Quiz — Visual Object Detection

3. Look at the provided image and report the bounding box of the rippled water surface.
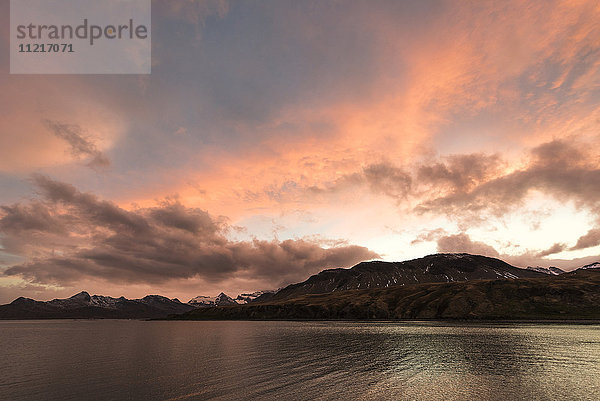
[1,320,600,400]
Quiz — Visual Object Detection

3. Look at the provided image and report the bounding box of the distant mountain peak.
[188,293,236,307]
[10,296,35,305]
[188,295,215,306]
[214,293,237,306]
[69,291,91,301]
[581,262,600,270]
[188,291,275,306]
[1,292,195,319]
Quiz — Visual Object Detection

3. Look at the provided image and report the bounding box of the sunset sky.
[1,0,600,303]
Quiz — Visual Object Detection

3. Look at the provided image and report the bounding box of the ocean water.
[1,320,599,401]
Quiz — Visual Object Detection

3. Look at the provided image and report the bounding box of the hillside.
[255,253,546,302]
[171,269,600,321]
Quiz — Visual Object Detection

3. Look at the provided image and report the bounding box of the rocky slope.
[526,266,565,275]
[254,253,546,303]
[171,268,600,321]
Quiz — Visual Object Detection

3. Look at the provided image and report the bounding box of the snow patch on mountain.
[188,295,216,306]
[188,292,236,307]
[89,295,123,308]
[234,291,274,304]
[188,290,275,307]
[526,266,565,275]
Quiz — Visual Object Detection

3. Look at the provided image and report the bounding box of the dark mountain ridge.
[254,253,546,303]
[2,253,595,320]
[172,268,600,321]
[0,291,195,319]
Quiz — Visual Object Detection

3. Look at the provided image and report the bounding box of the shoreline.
[3,317,600,325]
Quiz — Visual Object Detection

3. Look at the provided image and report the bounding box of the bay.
[1,320,599,400]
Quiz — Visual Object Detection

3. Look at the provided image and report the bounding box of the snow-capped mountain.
[188,292,238,307]
[526,266,565,275]
[254,253,547,303]
[234,291,274,304]
[580,262,600,270]
[188,291,275,306]
[173,267,600,321]
[0,291,195,319]
[188,295,217,306]
[214,292,237,306]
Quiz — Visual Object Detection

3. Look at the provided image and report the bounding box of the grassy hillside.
[169,269,600,320]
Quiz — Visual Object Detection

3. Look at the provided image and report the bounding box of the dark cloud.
[571,229,600,251]
[436,233,500,257]
[363,163,412,198]
[0,202,65,234]
[434,232,598,271]
[415,140,600,253]
[1,176,378,288]
[305,140,597,226]
[530,140,584,167]
[305,140,600,255]
[33,174,149,234]
[536,242,567,258]
[44,120,110,169]
[417,153,501,192]
[416,140,600,216]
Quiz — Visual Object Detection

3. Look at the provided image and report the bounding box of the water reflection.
[1,320,599,400]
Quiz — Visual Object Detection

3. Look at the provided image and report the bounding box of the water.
[1,320,599,400]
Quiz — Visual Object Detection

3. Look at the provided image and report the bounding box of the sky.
[1,0,600,303]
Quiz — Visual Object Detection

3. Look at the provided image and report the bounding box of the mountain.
[188,292,238,307]
[254,253,546,303]
[188,291,275,306]
[214,292,238,306]
[4,254,594,320]
[527,266,565,275]
[170,269,600,321]
[0,291,196,319]
[234,291,274,304]
[188,295,217,306]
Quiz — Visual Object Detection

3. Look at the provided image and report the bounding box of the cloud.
[0,176,378,289]
[307,162,412,199]
[44,120,110,169]
[433,231,598,271]
[417,153,501,193]
[410,228,448,245]
[0,202,65,235]
[298,139,598,223]
[363,163,412,198]
[571,229,600,251]
[436,233,500,257]
[536,242,567,258]
[413,140,600,254]
[416,140,600,216]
